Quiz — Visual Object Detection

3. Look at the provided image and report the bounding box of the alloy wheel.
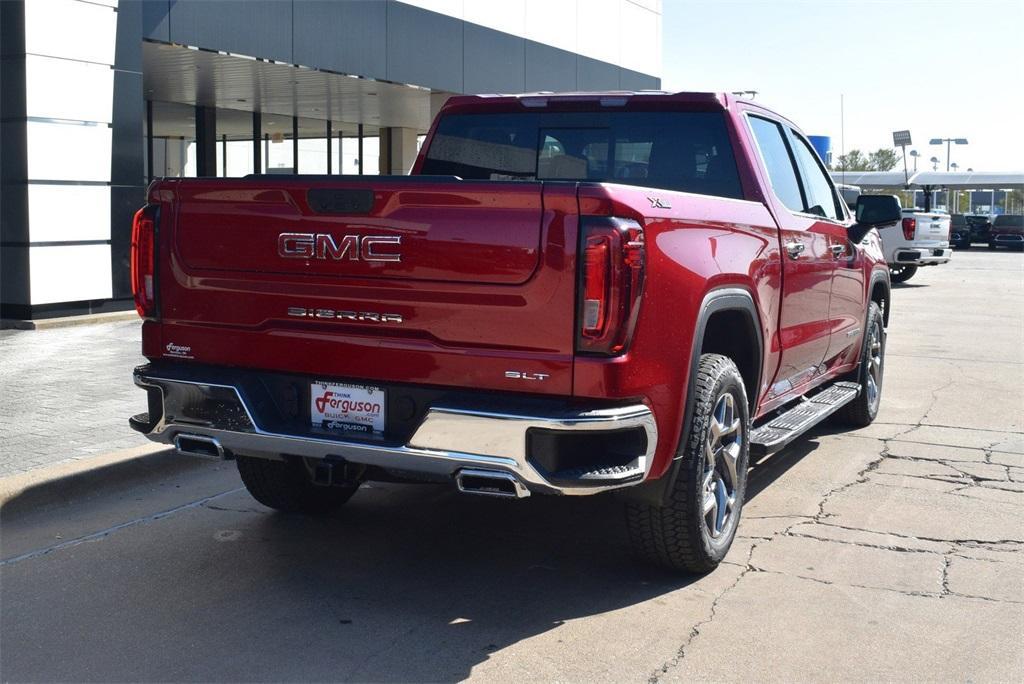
[702,392,743,539]
[865,320,884,409]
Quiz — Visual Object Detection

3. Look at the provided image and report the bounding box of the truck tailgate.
[148,178,579,395]
[913,212,949,240]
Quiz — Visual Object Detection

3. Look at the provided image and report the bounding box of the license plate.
[310,381,385,435]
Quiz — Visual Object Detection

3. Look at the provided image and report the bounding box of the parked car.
[988,214,1024,251]
[950,214,971,249]
[966,214,992,243]
[128,91,895,574]
[876,207,952,283]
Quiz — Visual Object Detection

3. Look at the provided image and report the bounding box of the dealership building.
[1,0,662,320]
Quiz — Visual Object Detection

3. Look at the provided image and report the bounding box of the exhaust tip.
[174,434,228,460]
[455,469,530,499]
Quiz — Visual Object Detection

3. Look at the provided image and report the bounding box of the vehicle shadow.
[210,486,698,681]
[745,439,820,501]
[2,428,834,681]
[1,469,702,682]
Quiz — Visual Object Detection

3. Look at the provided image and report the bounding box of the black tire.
[626,354,750,574]
[954,236,970,250]
[988,241,998,250]
[835,302,886,427]
[889,264,917,283]
[236,455,360,514]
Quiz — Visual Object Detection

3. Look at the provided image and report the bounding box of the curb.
[0,444,204,511]
[1,310,139,331]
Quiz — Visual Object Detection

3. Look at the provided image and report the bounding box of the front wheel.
[626,354,750,574]
[889,263,918,283]
[835,302,886,427]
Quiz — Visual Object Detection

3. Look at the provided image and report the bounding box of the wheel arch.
[619,286,763,506]
[696,290,764,409]
[868,269,891,328]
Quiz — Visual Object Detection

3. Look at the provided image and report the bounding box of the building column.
[378,127,419,176]
[0,0,30,319]
[195,105,217,177]
[430,91,451,121]
[2,0,143,319]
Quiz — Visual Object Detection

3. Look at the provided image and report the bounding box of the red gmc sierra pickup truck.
[129,92,898,573]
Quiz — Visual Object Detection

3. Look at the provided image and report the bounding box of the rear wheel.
[835,302,885,427]
[236,456,360,514]
[626,354,750,574]
[888,263,917,283]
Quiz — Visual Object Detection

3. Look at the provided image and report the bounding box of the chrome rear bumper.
[893,247,951,265]
[132,369,657,496]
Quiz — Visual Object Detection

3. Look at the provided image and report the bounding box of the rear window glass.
[421,111,744,199]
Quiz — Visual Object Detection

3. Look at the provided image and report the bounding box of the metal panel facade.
[524,41,578,92]
[139,0,659,95]
[166,0,293,64]
[463,23,526,94]
[292,1,388,79]
[386,2,464,93]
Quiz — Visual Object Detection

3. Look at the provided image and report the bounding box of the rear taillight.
[130,205,157,318]
[576,217,645,356]
[901,217,916,240]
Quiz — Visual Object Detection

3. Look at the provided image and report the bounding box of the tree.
[1007,189,1024,214]
[836,148,900,172]
[867,149,899,172]
[836,149,868,171]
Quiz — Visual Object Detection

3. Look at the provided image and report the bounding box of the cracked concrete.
[1,250,1021,681]
[648,253,1023,682]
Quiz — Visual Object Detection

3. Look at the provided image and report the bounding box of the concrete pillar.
[195,105,217,177]
[154,138,186,177]
[430,91,451,121]
[378,127,419,176]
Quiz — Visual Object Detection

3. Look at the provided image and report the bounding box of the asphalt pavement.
[1,250,1022,682]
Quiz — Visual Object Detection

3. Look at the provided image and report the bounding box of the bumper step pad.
[549,462,645,485]
[750,381,860,456]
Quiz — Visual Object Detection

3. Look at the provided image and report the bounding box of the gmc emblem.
[278,233,401,262]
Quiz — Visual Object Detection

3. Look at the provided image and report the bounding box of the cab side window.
[789,132,842,220]
[748,116,804,213]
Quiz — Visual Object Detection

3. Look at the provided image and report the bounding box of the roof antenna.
[731,90,758,99]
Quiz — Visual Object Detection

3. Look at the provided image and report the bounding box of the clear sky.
[662,0,1023,171]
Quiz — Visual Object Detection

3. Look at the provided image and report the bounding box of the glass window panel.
[748,116,803,212]
[790,132,840,219]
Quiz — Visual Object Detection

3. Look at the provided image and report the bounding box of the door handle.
[830,244,846,258]
[785,242,805,259]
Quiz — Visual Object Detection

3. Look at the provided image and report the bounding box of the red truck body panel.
[146,178,578,396]
[139,92,887,484]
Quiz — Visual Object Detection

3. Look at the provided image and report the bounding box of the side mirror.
[850,194,901,243]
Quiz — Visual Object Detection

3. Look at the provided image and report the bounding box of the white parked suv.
[878,207,952,283]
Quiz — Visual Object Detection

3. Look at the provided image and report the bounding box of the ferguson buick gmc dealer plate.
[311,381,385,435]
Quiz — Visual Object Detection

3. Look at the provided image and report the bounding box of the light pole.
[930,156,940,171]
[909,149,920,172]
[929,137,968,172]
[950,164,959,211]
